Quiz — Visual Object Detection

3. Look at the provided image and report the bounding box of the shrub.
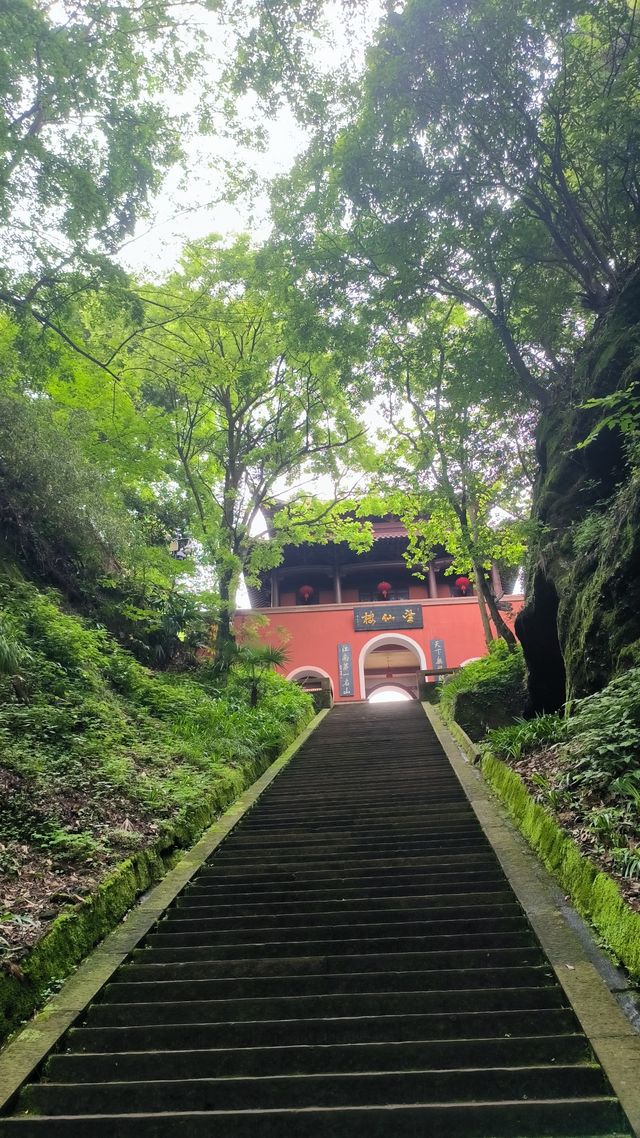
[438,641,527,741]
[563,667,640,792]
[484,714,568,762]
[484,667,640,878]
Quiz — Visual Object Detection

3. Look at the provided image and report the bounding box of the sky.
[118,2,383,278]
[119,102,308,277]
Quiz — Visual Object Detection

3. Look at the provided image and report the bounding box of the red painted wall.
[236,596,524,702]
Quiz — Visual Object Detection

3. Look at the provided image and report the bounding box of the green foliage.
[570,509,610,560]
[0,570,313,875]
[274,0,640,409]
[485,667,640,880]
[563,668,640,793]
[354,305,532,649]
[0,392,135,583]
[0,611,28,677]
[77,236,370,666]
[485,715,568,762]
[0,0,211,329]
[438,641,527,741]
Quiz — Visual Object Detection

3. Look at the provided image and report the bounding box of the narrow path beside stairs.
[0,703,634,1136]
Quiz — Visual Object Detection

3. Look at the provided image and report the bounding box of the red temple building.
[236,518,523,703]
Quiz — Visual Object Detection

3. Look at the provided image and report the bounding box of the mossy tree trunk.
[213,563,237,675]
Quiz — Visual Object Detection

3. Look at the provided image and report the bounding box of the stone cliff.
[517,269,640,712]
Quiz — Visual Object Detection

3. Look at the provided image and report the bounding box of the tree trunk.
[473,569,494,648]
[213,565,237,674]
[477,568,517,650]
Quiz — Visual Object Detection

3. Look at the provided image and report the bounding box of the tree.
[0,303,212,663]
[271,0,640,409]
[114,238,369,666]
[366,304,533,647]
[0,1,209,330]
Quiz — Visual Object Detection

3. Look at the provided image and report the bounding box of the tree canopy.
[271,0,640,407]
[1,0,638,666]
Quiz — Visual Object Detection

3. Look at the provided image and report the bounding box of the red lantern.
[377,580,392,600]
[455,575,471,596]
[298,584,314,603]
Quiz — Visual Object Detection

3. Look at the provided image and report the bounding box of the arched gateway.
[358,633,426,701]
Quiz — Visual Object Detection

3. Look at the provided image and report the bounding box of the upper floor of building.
[247,517,507,611]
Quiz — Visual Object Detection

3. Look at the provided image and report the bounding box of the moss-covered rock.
[517,268,640,709]
[438,643,527,741]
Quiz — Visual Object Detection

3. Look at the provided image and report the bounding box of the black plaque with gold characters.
[353,604,424,631]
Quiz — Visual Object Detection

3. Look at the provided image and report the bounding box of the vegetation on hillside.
[484,669,640,894]
[0,569,312,961]
[437,643,527,740]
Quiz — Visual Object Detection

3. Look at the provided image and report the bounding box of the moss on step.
[0,720,311,1046]
[481,752,640,979]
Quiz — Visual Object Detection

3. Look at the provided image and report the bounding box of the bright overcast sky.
[119,103,307,276]
[119,2,383,278]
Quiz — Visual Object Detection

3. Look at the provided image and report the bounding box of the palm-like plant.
[233,644,289,707]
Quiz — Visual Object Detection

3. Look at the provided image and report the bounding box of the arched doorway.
[286,666,334,700]
[368,685,413,703]
[358,634,426,700]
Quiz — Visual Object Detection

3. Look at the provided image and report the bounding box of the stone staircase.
[0,703,632,1135]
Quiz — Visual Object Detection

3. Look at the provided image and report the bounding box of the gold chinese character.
[381,612,395,623]
[361,611,375,625]
[403,608,415,624]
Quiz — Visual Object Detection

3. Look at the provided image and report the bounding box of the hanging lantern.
[455,575,471,596]
[385,653,393,679]
[298,584,314,603]
[377,580,392,600]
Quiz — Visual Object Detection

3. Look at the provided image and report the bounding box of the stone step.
[152,914,532,943]
[21,1065,611,1115]
[183,869,507,896]
[100,964,553,1002]
[45,1034,591,1082]
[84,985,567,1027]
[0,703,631,1137]
[129,944,541,971]
[116,957,546,986]
[67,1007,582,1053]
[0,1100,629,1137]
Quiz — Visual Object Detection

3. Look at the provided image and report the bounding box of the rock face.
[517,269,640,712]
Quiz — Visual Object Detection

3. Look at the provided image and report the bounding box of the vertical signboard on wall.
[429,639,447,671]
[337,643,354,697]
